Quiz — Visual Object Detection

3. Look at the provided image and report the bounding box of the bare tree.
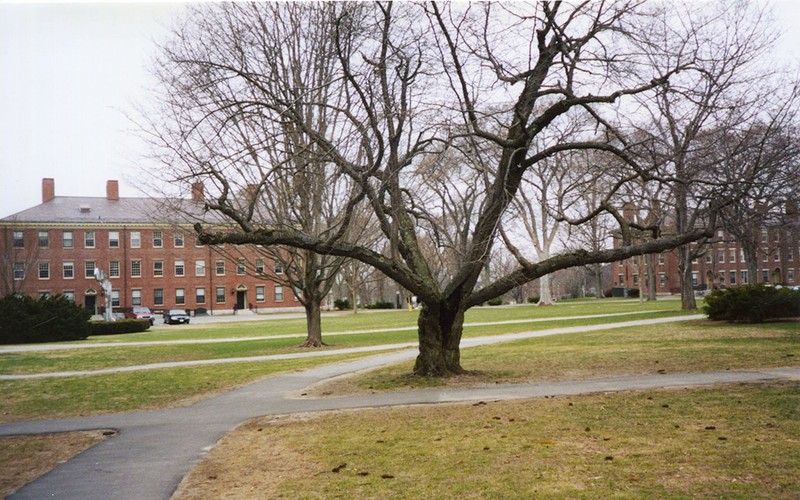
[0,225,40,297]
[146,2,779,376]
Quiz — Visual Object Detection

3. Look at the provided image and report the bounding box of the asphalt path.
[2,314,798,499]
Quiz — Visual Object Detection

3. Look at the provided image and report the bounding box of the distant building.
[0,178,301,315]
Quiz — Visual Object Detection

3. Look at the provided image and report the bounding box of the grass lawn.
[174,382,800,499]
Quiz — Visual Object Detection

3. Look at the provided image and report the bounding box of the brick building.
[0,178,301,315]
[616,225,800,295]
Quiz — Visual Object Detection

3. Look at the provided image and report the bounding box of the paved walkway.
[2,314,797,499]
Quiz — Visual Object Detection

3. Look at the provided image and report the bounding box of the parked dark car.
[124,306,156,325]
[164,309,190,325]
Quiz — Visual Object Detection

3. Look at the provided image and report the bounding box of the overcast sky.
[1,1,799,219]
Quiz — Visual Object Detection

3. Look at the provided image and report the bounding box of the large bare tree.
[146,1,781,376]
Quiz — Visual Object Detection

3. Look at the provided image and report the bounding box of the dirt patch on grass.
[0,430,112,497]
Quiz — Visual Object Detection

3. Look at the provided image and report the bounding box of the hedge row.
[704,284,800,323]
[0,294,90,344]
[89,319,151,336]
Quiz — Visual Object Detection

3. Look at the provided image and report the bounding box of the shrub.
[627,288,640,298]
[0,293,90,344]
[704,284,800,323]
[487,298,503,306]
[89,319,151,336]
[334,299,352,310]
[365,301,395,310]
[527,296,540,304]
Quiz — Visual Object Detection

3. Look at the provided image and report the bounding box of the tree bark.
[413,301,466,376]
[537,274,555,305]
[646,253,658,301]
[300,297,326,347]
[677,248,698,310]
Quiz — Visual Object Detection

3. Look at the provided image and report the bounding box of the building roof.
[0,196,213,226]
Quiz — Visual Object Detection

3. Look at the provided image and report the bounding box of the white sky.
[1,1,799,218]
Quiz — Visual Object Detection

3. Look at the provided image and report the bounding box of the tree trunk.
[537,274,555,306]
[300,299,326,347]
[677,247,697,310]
[646,254,658,301]
[594,264,604,299]
[413,301,466,376]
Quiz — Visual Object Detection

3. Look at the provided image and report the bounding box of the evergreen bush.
[703,284,800,323]
[89,319,151,336]
[0,294,90,344]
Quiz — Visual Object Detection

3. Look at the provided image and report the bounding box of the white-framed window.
[175,259,185,277]
[63,291,75,302]
[109,261,120,278]
[789,269,795,283]
[705,254,712,264]
[63,231,73,248]
[658,254,665,266]
[255,259,265,274]
[85,260,95,279]
[632,273,639,286]
[109,231,120,248]
[740,270,748,284]
[38,231,49,247]
[38,291,51,299]
[237,258,246,275]
[174,232,184,248]
[153,230,163,248]
[85,230,95,248]
[729,271,736,285]
[131,260,142,278]
[728,249,736,263]
[275,262,283,275]
[154,288,164,306]
[256,285,265,302]
[196,287,206,304]
[659,273,666,288]
[63,261,74,279]
[13,262,25,280]
[175,288,185,305]
[275,285,284,302]
[762,269,769,283]
[153,260,164,277]
[761,228,768,243]
[215,259,225,276]
[788,248,794,262]
[718,251,724,263]
[617,274,624,286]
[131,231,141,248]
[12,230,24,248]
[691,272,698,287]
[131,289,142,306]
[774,250,781,262]
[195,260,205,277]
[38,261,50,280]
[111,289,120,307]
[215,286,226,304]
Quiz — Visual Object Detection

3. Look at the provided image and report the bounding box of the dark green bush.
[334,299,352,310]
[627,288,640,298]
[527,296,541,304]
[0,293,90,344]
[88,319,151,336]
[703,284,800,323]
[365,301,395,310]
[487,298,503,306]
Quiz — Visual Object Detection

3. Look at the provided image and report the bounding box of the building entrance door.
[85,295,96,314]
[236,291,246,311]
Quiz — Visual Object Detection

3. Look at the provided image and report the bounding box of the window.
[659,273,666,288]
[109,261,120,278]
[154,288,164,306]
[12,231,24,248]
[38,291,51,299]
[38,261,50,279]
[131,260,141,278]
[729,271,736,285]
[740,270,748,284]
[691,272,698,287]
[153,231,163,248]
[658,254,665,266]
[789,269,795,283]
[13,262,24,280]
[761,228,768,243]
[632,274,639,286]
[111,289,120,307]
[195,260,205,277]
[255,259,265,274]
[63,261,74,279]
[728,249,736,263]
[38,231,49,247]
[774,250,781,262]
[153,260,164,277]
[131,231,141,248]
[762,252,768,263]
[720,273,726,284]
[215,259,225,276]
[175,288,185,305]
[85,260,96,279]
[718,251,724,263]
[789,248,794,262]
[174,232,184,248]
[617,274,624,286]
[705,254,712,264]
[196,287,206,304]
[275,285,284,302]
[131,289,142,306]
[256,285,265,302]
[762,269,769,283]
[216,287,226,304]
[63,231,73,248]
[85,231,95,248]
[237,259,246,275]
[63,291,75,302]
[175,259,185,277]
[109,231,120,248]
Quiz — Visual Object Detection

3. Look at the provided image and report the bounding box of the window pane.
[109,231,120,248]
[196,260,205,277]
[216,287,226,303]
[132,289,142,306]
[131,231,141,248]
[13,262,25,280]
[154,288,164,306]
[39,261,50,279]
[111,290,120,307]
[63,262,74,279]
[174,232,184,247]
[196,287,206,304]
[237,259,246,275]
[256,285,265,301]
[109,261,120,278]
[85,260,95,278]
[275,285,284,302]
[13,231,24,248]
[38,231,49,247]
[216,260,225,276]
[85,231,95,248]
[131,260,142,278]
[153,231,163,248]
[154,260,164,277]
[63,231,73,248]
[175,288,185,305]
[175,260,185,277]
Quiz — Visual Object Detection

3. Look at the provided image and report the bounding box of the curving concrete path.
[2,314,798,499]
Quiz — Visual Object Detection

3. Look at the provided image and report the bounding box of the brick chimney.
[191,182,205,201]
[106,180,119,201]
[42,178,55,203]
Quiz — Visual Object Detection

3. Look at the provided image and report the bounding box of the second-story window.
[153,230,163,248]
[131,231,141,248]
[85,231,95,248]
[109,260,120,278]
[63,231,73,248]
[153,260,164,277]
[85,260,95,279]
[237,259,246,275]
[131,260,142,278]
[175,259,185,277]
[195,260,205,277]
[12,231,24,248]
[38,231,49,247]
[38,261,50,279]
[174,232,184,248]
[109,231,120,248]
[215,259,225,276]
